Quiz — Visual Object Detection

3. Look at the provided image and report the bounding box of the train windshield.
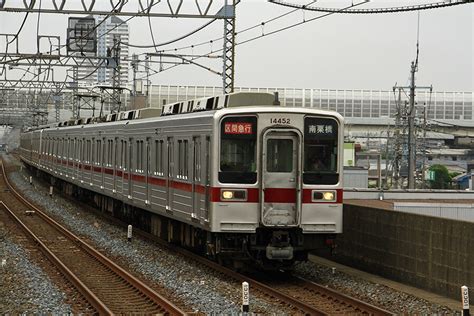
[303,117,339,185]
[219,116,257,184]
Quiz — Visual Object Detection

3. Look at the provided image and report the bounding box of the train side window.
[84,140,87,163]
[136,140,140,172]
[89,139,93,164]
[122,140,128,170]
[114,138,119,169]
[108,139,113,167]
[119,140,124,169]
[177,140,183,178]
[136,140,144,173]
[60,138,64,159]
[193,137,201,182]
[183,140,188,179]
[70,139,74,161]
[57,138,61,159]
[96,139,100,166]
[167,137,174,178]
[177,140,189,180]
[91,139,96,165]
[154,140,164,176]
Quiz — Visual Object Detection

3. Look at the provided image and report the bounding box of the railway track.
[0,161,185,315]
[177,250,394,315]
[62,199,393,314]
[6,158,393,315]
[254,273,394,315]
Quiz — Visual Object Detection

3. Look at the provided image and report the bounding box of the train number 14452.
[270,118,291,124]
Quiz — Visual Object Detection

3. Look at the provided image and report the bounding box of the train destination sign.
[304,117,338,139]
[224,122,253,135]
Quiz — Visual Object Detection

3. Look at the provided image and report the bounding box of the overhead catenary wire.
[268,0,471,14]
[138,0,317,54]
[130,0,366,84]
[7,13,30,45]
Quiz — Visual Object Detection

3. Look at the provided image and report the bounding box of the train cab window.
[219,116,257,184]
[303,117,339,185]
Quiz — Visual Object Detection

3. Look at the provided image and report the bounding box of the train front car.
[210,107,344,270]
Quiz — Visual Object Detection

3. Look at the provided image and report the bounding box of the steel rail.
[0,161,185,315]
[49,186,394,315]
[293,275,394,315]
[0,200,112,314]
[8,156,394,314]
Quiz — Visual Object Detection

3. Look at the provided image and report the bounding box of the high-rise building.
[76,15,129,86]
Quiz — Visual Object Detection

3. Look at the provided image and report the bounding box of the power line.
[131,1,365,84]
[269,0,471,14]
[128,0,316,54]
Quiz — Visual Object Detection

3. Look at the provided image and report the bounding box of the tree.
[429,164,451,189]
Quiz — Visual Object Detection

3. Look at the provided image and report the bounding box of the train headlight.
[312,190,337,202]
[221,189,247,201]
[222,190,234,199]
[323,191,335,201]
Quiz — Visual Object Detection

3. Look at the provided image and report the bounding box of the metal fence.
[1,85,473,122]
[393,202,474,222]
[144,85,473,120]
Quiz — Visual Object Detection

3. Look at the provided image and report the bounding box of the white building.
[77,15,129,86]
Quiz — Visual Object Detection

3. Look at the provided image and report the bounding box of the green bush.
[429,164,451,189]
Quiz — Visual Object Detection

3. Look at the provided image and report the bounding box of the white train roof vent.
[106,113,119,122]
[223,92,276,108]
[161,102,182,116]
[119,110,136,121]
[134,108,163,119]
[160,92,278,116]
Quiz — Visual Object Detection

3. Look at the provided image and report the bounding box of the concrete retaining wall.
[332,204,473,300]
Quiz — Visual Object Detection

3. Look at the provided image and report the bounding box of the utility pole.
[222,0,236,94]
[408,61,416,189]
[112,34,122,113]
[392,87,402,189]
[145,56,150,108]
[72,66,79,118]
[132,53,138,109]
[54,85,61,122]
[421,105,427,188]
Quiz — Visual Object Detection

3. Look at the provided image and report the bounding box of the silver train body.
[19,92,344,269]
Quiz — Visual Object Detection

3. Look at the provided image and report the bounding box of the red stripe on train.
[264,188,296,203]
[43,162,342,204]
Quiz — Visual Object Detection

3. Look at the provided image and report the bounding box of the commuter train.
[19,92,344,270]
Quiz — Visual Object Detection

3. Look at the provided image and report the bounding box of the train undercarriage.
[27,164,335,271]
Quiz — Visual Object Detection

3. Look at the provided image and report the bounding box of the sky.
[0,0,473,92]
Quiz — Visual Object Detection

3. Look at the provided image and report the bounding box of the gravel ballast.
[4,158,462,314]
[8,170,282,313]
[0,224,72,314]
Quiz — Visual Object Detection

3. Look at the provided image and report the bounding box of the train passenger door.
[261,130,301,226]
[166,137,174,211]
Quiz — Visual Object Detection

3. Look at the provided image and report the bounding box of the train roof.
[25,92,342,133]
[27,92,278,131]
